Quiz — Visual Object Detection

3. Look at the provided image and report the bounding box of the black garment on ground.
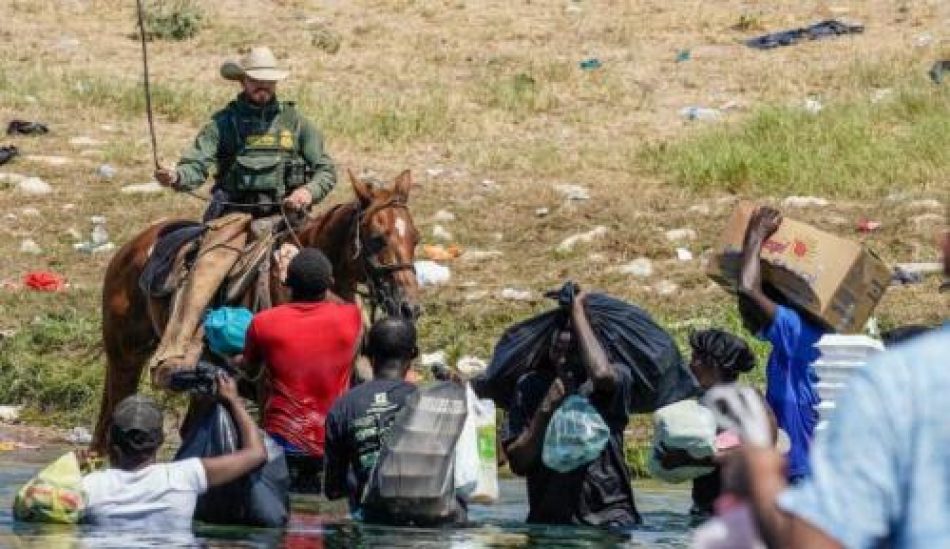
[0,145,18,166]
[6,120,48,135]
[690,469,720,516]
[745,19,863,50]
[502,366,642,527]
[324,378,417,511]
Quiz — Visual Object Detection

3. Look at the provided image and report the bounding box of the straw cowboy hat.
[220,46,289,82]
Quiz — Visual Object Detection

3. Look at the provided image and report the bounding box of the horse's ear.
[393,169,412,201]
[349,169,373,204]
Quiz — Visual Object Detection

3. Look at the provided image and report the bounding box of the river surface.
[0,446,695,548]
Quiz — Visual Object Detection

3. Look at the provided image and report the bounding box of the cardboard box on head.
[708,201,891,334]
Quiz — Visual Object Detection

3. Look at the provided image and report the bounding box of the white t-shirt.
[82,458,208,529]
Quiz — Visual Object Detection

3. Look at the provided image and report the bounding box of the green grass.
[645,84,950,198]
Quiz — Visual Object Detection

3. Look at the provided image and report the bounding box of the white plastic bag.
[542,395,610,473]
[647,399,717,483]
[454,384,499,503]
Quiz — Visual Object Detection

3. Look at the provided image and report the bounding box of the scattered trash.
[25,155,71,166]
[891,266,922,286]
[554,184,590,201]
[803,97,823,114]
[783,195,829,208]
[745,19,864,50]
[421,350,448,371]
[930,60,949,84]
[869,88,893,104]
[894,262,943,277]
[7,120,49,136]
[96,164,116,180]
[456,356,488,378]
[0,145,18,166]
[23,271,66,292]
[857,219,881,233]
[675,49,691,63]
[19,239,42,255]
[654,279,680,296]
[556,225,608,253]
[676,248,694,261]
[0,405,22,423]
[415,260,451,287]
[665,228,697,242]
[74,216,114,254]
[579,58,602,71]
[120,181,164,194]
[432,209,455,222]
[461,249,503,263]
[432,225,453,242]
[64,426,92,445]
[16,177,52,195]
[535,207,550,217]
[69,136,103,147]
[500,288,534,301]
[618,258,654,278]
[422,244,462,261]
[679,106,721,121]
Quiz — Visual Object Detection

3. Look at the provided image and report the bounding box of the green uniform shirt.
[175,94,336,203]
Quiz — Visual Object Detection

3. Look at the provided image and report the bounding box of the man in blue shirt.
[737,231,950,548]
[737,206,826,481]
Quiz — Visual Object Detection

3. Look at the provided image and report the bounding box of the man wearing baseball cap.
[81,374,265,529]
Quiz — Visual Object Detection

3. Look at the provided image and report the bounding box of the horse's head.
[349,169,421,319]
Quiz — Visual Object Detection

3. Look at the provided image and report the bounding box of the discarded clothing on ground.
[174,402,290,527]
[139,221,205,297]
[6,120,49,136]
[0,145,18,166]
[746,19,864,50]
[362,381,468,526]
[474,282,696,412]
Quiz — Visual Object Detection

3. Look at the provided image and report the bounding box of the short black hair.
[366,317,417,362]
[286,248,333,300]
[690,329,756,380]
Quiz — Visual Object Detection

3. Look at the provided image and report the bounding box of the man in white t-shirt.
[82,373,266,529]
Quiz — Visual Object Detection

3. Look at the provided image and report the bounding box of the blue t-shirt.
[779,327,950,548]
[759,305,825,478]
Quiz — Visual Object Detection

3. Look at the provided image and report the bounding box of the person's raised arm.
[155,120,220,191]
[201,372,267,488]
[504,378,565,476]
[738,207,782,334]
[571,292,616,395]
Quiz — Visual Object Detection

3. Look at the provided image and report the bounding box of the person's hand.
[154,167,179,188]
[748,206,783,242]
[285,187,313,211]
[539,377,567,416]
[216,371,239,404]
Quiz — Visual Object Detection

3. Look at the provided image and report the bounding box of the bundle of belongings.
[473,282,697,412]
[647,399,717,483]
[13,452,88,524]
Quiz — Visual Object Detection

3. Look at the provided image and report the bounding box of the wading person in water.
[149,46,336,384]
[81,374,265,528]
[502,290,641,528]
[241,248,362,493]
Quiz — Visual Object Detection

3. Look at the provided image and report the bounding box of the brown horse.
[92,170,421,452]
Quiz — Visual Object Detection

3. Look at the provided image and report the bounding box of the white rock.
[432,225,453,241]
[556,225,608,253]
[462,249,503,263]
[456,356,488,377]
[20,239,42,255]
[16,177,52,195]
[69,136,104,147]
[96,164,116,179]
[906,199,942,210]
[65,426,92,445]
[491,232,504,242]
[870,88,893,104]
[617,258,653,278]
[688,204,711,215]
[0,405,22,423]
[415,260,451,287]
[665,228,697,242]
[420,350,447,370]
[554,184,590,201]
[432,209,456,222]
[535,207,550,217]
[62,203,76,211]
[100,124,115,132]
[464,290,489,301]
[20,207,40,217]
[655,279,680,296]
[803,98,823,115]
[479,179,499,192]
[500,288,534,301]
[25,155,72,166]
[783,195,829,208]
[676,248,694,261]
[120,181,164,195]
[426,167,445,178]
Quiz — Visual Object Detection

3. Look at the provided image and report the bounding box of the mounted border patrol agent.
[150,46,336,382]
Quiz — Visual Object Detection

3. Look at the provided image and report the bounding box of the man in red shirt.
[242,248,362,493]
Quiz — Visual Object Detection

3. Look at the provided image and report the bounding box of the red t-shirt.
[243,301,362,457]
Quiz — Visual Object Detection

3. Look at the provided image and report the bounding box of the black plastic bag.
[174,403,290,527]
[362,381,468,526]
[475,284,697,412]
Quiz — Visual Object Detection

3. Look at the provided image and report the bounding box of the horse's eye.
[366,234,386,254]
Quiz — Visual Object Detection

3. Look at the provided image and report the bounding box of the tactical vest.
[216,102,309,199]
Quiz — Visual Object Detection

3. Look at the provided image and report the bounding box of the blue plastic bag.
[204,307,253,356]
[542,395,610,473]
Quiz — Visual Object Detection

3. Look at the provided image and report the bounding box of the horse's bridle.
[351,197,416,319]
